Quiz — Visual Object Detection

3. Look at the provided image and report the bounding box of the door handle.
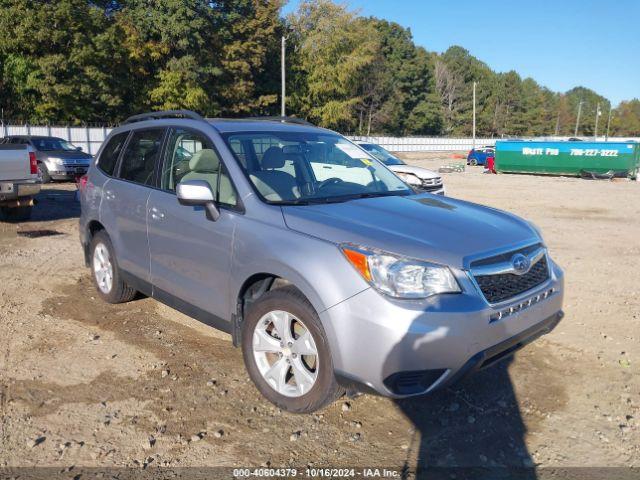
[149,207,165,221]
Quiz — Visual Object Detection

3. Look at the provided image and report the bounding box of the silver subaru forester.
[79,111,564,413]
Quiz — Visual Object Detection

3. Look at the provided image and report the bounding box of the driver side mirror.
[176,179,220,221]
[76,146,83,152]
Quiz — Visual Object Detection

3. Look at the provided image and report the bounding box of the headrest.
[262,146,285,169]
[189,149,219,172]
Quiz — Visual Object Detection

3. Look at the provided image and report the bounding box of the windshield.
[32,137,79,152]
[358,143,405,166]
[222,131,412,205]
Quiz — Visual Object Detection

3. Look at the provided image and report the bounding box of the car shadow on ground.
[384,316,536,480]
[27,185,80,223]
[393,360,536,480]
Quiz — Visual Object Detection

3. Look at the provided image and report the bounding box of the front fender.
[229,217,369,318]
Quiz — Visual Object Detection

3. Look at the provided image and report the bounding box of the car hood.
[40,150,92,160]
[281,194,539,269]
[387,164,440,179]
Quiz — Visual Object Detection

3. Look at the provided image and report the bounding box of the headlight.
[396,172,422,186]
[49,157,64,166]
[341,244,461,299]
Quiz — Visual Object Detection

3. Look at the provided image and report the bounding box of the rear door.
[100,127,166,283]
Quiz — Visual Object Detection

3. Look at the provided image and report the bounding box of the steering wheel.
[316,177,345,190]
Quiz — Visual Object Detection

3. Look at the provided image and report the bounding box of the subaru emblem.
[511,253,531,275]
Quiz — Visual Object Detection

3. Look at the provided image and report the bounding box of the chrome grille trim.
[471,246,546,277]
[489,288,556,322]
[466,243,552,305]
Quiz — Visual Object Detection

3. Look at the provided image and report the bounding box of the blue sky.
[283,0,639,106]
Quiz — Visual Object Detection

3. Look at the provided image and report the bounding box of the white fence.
[0,124,113,155]
[349,135,640,152]
[1,123,638,154]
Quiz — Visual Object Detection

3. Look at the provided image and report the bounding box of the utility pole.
[574,100,584,137]
[472,81,476,150]
[594,103,601,140]
[605,107,613,141]
[554,112,560,136]
[281,36,286,118]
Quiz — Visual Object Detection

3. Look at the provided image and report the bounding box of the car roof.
[9,135,64,140]
[206,118,333,135]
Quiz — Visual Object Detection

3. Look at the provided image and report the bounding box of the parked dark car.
[1,135,92,182]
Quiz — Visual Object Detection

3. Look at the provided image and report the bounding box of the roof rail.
[122,110,205,125]
[237,116,315,126]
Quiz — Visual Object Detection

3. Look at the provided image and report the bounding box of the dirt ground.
[0,158,639,477]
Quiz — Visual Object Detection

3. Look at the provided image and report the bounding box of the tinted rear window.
[98,132,129,176]
[118,129,165,186]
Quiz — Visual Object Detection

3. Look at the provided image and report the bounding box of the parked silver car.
[79,111,564,413]
[354,141,445,195]
[2,135,92,182]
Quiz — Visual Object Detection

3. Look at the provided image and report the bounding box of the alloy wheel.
[252,310,319,397]
[93,243,113,294]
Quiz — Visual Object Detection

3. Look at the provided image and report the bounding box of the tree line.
[1,0,638,137]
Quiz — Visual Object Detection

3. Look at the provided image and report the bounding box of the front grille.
[421,177,442,187]
[474,256,549,304]
[417,177,443,192]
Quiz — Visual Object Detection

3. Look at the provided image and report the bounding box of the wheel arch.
[232,267,326,347]
[83,220,106,266]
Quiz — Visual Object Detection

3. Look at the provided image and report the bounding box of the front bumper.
[320,260,564,398]
[49,166,88,180]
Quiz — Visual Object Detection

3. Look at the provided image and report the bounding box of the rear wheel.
[241,286,343,413]
[0,206,32,222]
[90,231,137,304]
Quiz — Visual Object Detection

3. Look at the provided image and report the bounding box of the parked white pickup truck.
[0,144,41,221]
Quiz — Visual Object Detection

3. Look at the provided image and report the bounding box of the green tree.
[0,0,134,123]
[564,87,610,136]
[288,0,378,130]
[611,99,640,136]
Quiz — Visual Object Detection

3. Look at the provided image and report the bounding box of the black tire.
[241,285,343,413]
[38,163,51,183]
[469,158,478,166]
[89,230,137,304]
[1,206,33,222]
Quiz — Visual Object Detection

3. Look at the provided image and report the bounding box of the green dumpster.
[495,140,639,179]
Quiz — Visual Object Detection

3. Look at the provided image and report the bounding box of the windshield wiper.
[333,191,411,201]
[279,191,410,206]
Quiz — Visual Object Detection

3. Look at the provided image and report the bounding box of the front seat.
[181,149,220,194]
[250,146,299,201]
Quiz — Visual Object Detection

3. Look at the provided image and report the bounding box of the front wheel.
[38,163,51,183]
[241,286,343,413]
[469,158,478,166]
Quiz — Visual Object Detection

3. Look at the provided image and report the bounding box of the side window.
[162,128,237,207]
[97,132,129,176]
[119,129,164,186]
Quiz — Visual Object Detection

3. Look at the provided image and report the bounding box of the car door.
[100,127,166,283]
[147,127,240,326]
